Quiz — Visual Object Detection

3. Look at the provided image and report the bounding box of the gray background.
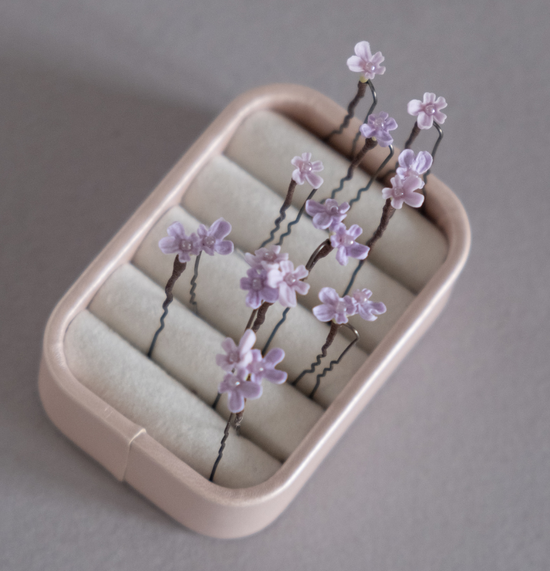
[1,0,549,569]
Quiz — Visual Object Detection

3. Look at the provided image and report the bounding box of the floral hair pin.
[209,330,287,482]
[261,153,324,249]
[147,219,233,358]
[324,41,385,145]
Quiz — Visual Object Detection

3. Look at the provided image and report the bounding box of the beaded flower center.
[252,277,263,290]
[329,205,340,215]
[364,62,376,73]
[335,300,348,314]
[263,252,277,262]
[181,240,193,251]
[300,161,313,173]
[204,236,215,247]
[354,291,370,304]
[425,104,436,115]
[285,274,297,286]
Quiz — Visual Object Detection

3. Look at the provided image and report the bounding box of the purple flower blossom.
[346,41,386,80]
[351,289,387,321]
[291,153,324,188]
[247,348,287,385]
[215,330,256,373]
[330,223,370,266]
[219,368,263,413]
[305,199,350,231]
[396,149,433,188]
[312,287,357,325]
[266,261,310,308]
[196,218,234,256]
[240,268,279,309]
[382,175,424,209]
[359,112,398,147]
[158,221,201,263]
[244,245,289,270]
[407,93,448,129]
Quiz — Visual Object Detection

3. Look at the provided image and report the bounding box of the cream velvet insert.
[224,110,448,293]
[65,311,281,489]
[88,263,324,462]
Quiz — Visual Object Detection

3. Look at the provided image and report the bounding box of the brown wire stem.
[147,256,187,358]
[305,239,334,272]
[259,180,298,248]
[245,308,258,331]
[404,121,421,150]
[209,414,233,483]
[234,411,244,436]
[323,80,368,143]
[330,138,377,199]
[292,321,341,387]
[343,198,396,296]
[251,301,273,333]
[366,199,395,250]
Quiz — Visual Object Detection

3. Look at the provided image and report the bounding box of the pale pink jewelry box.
[39,84,470,539]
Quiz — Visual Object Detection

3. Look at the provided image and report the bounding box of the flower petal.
[264,369,287,384]
[312,304,335,322]
[336,247,348,266]
[306,173,324,189]
[347,224,363,240]
[305,200,325,216]
[239,381,263,400]
[278,283,297,307]
[355,41,372,61]
[210,218,232,240]
[292,169,305,185]
[228,392,245,413]
[404,192,425,208]
[398,149,414,169]
[239,330,256,353]
[215,240,234,255]
[434,110,447,124]
[417,112,433,130]
[347,243,370,260]
[415,151,433,174]
[407,99,423,116]
[158,236,179,254]
[166,222,185,238]
[318,287,339,305]
[346,56,364,72]
[264,348,285,367]
[423,92,436,104]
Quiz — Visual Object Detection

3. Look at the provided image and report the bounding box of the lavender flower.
[382,175,424,209]
[396,149,433,187]
[291,153,324,188]
[247,348,287,385]
[196,218,234,256]
[351,289,387,321]
[330,223,370,266]
[244,245,288,270]
[158,222,201,263]
[407,93,448,129]
[346,41,386,80]
[267,261,310,307]
[305,199,350,231]
[219,368,263,413]
[240,268,279,309]
[359,112,397,147]
[215,330,256,373]
[312,287,357,324]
